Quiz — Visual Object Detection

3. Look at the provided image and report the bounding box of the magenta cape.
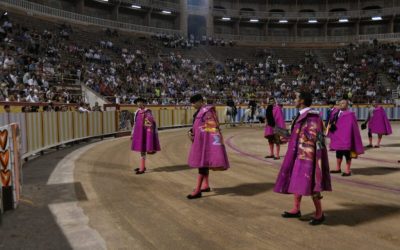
[328,110,364,155]
[131,108,161,153]
[188,105,230,169]
[274,110,332,196]
[264,105,286,137]
[368,106,392,135]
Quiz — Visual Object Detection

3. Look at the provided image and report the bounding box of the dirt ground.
[1,123,399,250]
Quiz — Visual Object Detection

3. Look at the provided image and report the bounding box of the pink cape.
[188,105,230,169]
[328,110,364,155]
[264,105,286,137]
[368,106,392,135]
[131,108,161,153]
[274,109,331,196]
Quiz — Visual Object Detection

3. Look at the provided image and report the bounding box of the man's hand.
[188,130,194,142]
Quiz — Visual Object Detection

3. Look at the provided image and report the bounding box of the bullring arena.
[0,0,400,249]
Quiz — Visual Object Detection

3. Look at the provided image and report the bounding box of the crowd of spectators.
[0,11,398,111]
[0,12,82,106]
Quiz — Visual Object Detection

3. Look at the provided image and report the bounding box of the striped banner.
[102,111,116,134]
[58,112,74,142]
[42,112,59,147]
[25,113,43,153]
[172,109,186,126]
[151,109,160,129]
[73,112,88,139]
[159,109,173,127]
[186,108,196,125]
[87,112,103,137]
[281,107,400,122]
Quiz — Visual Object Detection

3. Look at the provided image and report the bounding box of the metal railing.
[212,7,400,20]
[3,0,400,44]
[0,0,182,36]
[213,32,400,44]
[125,0,400,19]
[128,0,180,11]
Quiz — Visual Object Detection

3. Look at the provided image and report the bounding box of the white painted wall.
[81,84,109,108]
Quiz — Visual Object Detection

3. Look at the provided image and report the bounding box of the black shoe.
[342,172,352,177]
[134,167,146,172]
[201,187,211,192]
[365,144,373,148]
[274,157,281,160]
[265,155,274,158]
[135,170,146,175]
[187,192,202,199]
[281,211,301,218]
[309,214,325,225]
[374,145,380,148]
[330,169,342,174]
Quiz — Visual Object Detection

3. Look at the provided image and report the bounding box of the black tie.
[291,112,300,132]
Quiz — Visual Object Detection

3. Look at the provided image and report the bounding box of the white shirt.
[299,107,311,115]
[78,107,89,112]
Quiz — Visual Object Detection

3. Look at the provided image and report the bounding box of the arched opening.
[188,15,206,40]
[269,9,285,18]
[362,6,382,10]
[362,5,382,16]
[240,8,256,17]
[299,9,316,18]
[329,8,348,17]
[214,6,227,16]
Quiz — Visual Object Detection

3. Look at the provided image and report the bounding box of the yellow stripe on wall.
[26,113,43,152]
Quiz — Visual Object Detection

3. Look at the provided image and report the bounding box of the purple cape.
[131,108,161,153]
[368,106,392,135]
[328,110,364,155]
[264,105,286,137]
[188,105,230,169]
[274,109,332,196]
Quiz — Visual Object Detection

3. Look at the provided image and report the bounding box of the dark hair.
[299,91,313,107]
[190,94,203,103]
[328,101,335,105]
[134,97,146,104]
[4,104,10,109]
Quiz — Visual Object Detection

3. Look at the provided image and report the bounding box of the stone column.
[264,22,269,36]
[355,19,360,36]
[234,20,240,35]
[76,0,84,14]
[389,17,395,33]
[111,2,119,21]
[207,0,214,36]
[145,9,152,26]
[180,0,188,37]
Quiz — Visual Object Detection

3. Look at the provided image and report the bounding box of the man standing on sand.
[274,91,331,226]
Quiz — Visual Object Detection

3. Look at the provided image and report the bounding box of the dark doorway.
[188,15,207,40]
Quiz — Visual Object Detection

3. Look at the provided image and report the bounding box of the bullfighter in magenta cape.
[362,100,392,148]
[131,97,161,174]
[274,91,331,226]
[264,98,286,160]
[327,99,364,176]
[187,94,230,199]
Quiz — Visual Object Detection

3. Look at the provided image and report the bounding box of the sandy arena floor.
[1,123,399,250]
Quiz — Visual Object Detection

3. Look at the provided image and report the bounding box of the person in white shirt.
[78,102,89,112]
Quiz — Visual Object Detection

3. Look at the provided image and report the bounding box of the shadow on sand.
[301,203,400,226]
[353,166,400,176]
[212,182,275,197]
